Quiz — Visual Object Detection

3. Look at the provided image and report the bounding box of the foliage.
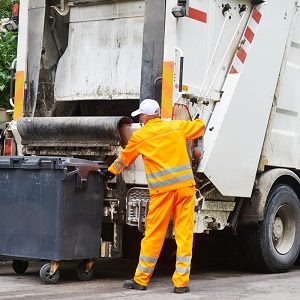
[0,0,15,18]
[0,0,18,109]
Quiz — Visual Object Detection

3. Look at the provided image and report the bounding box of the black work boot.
[173,286,190,294]
[123,279,147,290]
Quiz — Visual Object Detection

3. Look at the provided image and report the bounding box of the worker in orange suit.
[102,99,205,294]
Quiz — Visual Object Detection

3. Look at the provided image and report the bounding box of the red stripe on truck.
[252,8,262,24]
[237,47,247,63]
[229,66,238,74]
[188,7,207,23]
[245,27,254,43]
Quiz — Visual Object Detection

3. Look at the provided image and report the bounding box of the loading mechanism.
[15,115,239,258]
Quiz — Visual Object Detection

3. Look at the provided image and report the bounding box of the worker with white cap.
[104,99,205,293]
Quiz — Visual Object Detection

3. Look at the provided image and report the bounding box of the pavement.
[1,257,300,300]
[0,231,300,299]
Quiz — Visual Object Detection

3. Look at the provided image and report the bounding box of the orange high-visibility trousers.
[134,186,195,288]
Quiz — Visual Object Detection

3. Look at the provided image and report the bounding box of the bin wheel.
[12,260,29,274]
[76,261,94,281]
[39,263,60,284]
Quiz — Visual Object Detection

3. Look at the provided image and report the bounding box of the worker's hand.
[98,168,115,181]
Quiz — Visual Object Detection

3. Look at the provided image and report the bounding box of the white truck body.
[199,0,300,197]
[55,1,145,101]
[4,0,300,274]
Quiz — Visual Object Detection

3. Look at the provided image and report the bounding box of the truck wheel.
[239,184,300,273]
[12,260,28,274]
[39,263,60,284]
[76,261,94,281]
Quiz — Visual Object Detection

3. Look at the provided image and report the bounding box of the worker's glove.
[98,168,115,181]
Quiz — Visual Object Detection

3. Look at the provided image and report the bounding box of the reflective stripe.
[113,162,122,172]
[117,158,126,169]
[176,256,192,263]
[161,61,174,118]
[114,158,126,172]
[137,264,154,274]
[140,255,158,263]
[146,164,191,180]
[148,173,194,189]
[176,266,190,274]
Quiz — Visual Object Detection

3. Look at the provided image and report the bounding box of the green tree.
[0,0,18,109]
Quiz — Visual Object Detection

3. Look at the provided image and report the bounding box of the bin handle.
[64,165,102,180]
[63,168,90,191]
[31,157,62,168]
[64,169,78,178]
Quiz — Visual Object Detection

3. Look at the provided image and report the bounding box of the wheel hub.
[272,217,284,240]
[272,204,296,255]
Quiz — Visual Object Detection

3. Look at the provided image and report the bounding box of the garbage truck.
[1,0,300,281]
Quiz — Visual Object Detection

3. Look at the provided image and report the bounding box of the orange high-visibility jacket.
[108,118,205,195]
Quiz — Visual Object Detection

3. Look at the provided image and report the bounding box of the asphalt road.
[1,231,300,300]
[1,255,300,300]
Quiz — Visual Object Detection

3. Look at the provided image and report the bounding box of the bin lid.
[0,156,105,170]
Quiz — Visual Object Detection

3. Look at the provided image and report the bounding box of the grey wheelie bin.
[0,156,105,283]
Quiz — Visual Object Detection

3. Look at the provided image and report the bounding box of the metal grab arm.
[198,11,231,97]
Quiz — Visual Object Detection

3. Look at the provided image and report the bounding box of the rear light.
[4,138,16,156]
[193,148,202,159]
[12,3,20,19]
[192,137,204,160]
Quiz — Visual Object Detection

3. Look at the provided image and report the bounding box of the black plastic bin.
[0,156,105,283]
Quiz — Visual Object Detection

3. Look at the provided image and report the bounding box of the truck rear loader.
[1,0,300,282]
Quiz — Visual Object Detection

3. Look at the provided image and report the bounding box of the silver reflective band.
[176,256,192,263]
[117,158,126,169]
[148,173,194,189]
[176,266,190,274]
[146,164,191,180]
[140,255,158,263]
[114,158,126,172]
[137,264,154,274]
[114,161,122,172]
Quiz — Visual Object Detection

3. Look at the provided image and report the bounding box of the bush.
[0,0,15,18]
[0,0,18,109]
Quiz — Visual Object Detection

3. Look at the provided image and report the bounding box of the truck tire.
[238,184,300,273]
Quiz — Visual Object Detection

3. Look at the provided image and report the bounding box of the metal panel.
[199,1,297,197]
[164,0,250,105]
[140,0,166,103]
[261,10,300,169]
[27,0,46,115]
[14,0,29,120]
[54,1,145,101]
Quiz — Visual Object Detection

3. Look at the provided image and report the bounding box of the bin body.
[0,157,104,261]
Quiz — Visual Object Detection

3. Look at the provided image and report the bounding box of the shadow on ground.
[0,226,245,283]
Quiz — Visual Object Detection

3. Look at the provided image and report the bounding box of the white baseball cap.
[131,99,160,117]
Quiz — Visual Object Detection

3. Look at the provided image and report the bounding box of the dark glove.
[99,168,115,181]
